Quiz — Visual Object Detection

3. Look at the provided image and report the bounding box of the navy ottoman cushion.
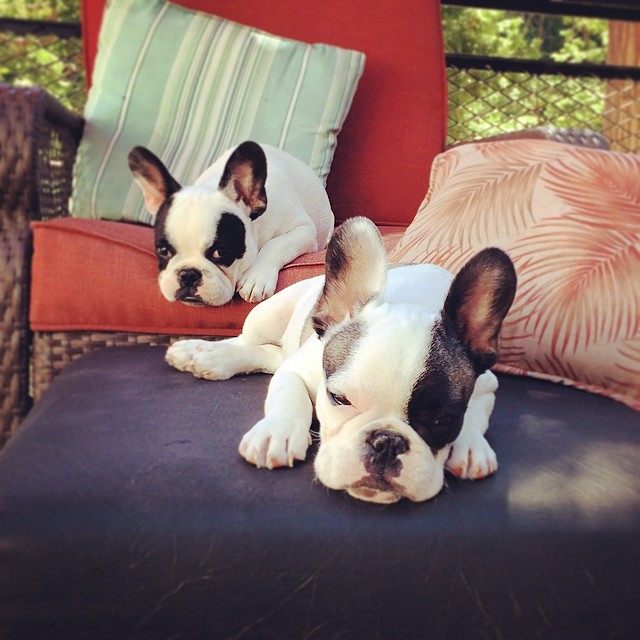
[1,346,639,639]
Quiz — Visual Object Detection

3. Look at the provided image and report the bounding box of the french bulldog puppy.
[128,141,334,305]
[166,217,517,504]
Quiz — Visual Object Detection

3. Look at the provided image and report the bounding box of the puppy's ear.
[443,248,517,372]
[128,146,181,216]
[312,217,387,337]
[218,141,268,220]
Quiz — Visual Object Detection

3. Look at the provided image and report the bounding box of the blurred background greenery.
[0,0,84,111]
[442,6,609,141]
[0,0,79,20]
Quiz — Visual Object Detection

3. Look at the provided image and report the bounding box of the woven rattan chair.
[1,86,84,445]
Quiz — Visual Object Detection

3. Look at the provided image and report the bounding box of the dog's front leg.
[445,370,499,480]
[238,369,313,469]
[239,338,320,469]
[238,224,317,302]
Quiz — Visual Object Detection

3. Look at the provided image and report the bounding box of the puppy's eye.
[432,415,455,427]
[206,246,231,263]
[156,243,175,259]
[412,412,462,450]
[328,391,351,406]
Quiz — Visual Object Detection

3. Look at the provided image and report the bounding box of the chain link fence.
[447,57,640,152]
[0,19,84,112]
[0,16,638,152]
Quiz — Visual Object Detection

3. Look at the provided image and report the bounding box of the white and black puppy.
[128,141,334,305]
[166,217,517,504]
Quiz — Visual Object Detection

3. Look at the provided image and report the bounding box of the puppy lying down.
[128,141,334,305]
[166,217,517,504]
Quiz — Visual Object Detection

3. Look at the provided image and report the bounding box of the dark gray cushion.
[1,346,639,639]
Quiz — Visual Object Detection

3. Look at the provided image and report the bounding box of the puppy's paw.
[237,267,278,303]
[239,418,311,469]
[166,340,238,380]
[446,434,497,480]
[166,339,210,372]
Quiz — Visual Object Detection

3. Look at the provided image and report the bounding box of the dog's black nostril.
[178,268,202,288]
[366,430,409,471]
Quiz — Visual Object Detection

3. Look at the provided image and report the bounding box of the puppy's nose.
[365,430,409,473]
[178,268,202,288]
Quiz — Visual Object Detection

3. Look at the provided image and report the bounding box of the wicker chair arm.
[0,84,83,445]
[0,83,84,226]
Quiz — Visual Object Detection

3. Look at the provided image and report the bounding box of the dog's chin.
[346,483,403,504]
[177,295,207,307]
[171,289,207,306]
[172,284,235,307]
[173,287,229,307]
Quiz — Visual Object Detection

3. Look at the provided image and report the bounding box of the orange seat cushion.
[35,0,444,336]
[30,218,404,336]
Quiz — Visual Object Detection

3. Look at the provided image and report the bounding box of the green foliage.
[0,0,80,22]
[0,0,84,112]
[552,17,608,63]
[442,7,543,59]
[443,7,609,143]
[442,7,607,63]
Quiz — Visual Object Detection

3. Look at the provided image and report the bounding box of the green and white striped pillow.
[71,0,366,224]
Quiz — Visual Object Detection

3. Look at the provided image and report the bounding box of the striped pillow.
[70,0,365,224]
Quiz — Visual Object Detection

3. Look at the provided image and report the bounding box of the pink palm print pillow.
[388,139,640,410]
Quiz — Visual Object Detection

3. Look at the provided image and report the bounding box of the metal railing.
[0,5,638,151]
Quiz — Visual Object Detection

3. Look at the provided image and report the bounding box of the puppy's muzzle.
[365,430,409,477]
[345,427,411,503]
[176,268,204,305]
[178,268,202,289]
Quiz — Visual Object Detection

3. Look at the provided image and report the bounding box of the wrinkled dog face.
[128,143,267,306]
[153,190,256,306]
[313,309,460,503]
[310,219,516,504]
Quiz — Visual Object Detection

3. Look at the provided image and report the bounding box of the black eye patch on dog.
[407,322,476,451]
[407,365,467,451]
[408,397,465,452]
[205,213,246,267]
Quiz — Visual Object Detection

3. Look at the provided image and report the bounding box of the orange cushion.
[80,0,447,227]
[30,218,404,336]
